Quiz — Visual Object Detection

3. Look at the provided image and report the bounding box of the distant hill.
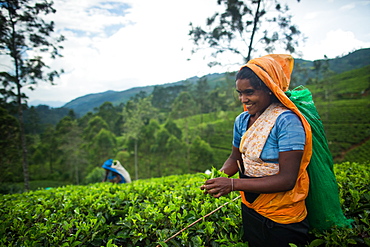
[63,86,156,117]
[41,48,370,117]
[62,73,234,117]
[29,99,67,108]
[328,48,370,73]
[291,48,370,85]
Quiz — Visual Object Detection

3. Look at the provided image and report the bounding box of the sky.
[10,0,370,106]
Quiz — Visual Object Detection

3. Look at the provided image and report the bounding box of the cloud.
[19,0,370,104]
[26,0,223,103]
[340,3,356,11]
[48,1,133,35]
[301,29,370,60]
[302,11,321,20]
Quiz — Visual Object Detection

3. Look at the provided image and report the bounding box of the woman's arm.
[202,150,303,198]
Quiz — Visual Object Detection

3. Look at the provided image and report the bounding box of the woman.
[201,54,312,247]
[102,159,132,184]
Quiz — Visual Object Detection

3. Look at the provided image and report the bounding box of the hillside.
[306,65,370,162]
[295,48,370,75]
[4,50,369,198]
[62,73,231,117]
[171,65,370,165]
[60,48,370,117]
[63,86,155,117]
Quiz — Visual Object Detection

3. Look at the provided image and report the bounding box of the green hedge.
[342,140,370,164]
[1,162,369,246]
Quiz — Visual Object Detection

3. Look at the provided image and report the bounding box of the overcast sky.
[14,0,370,106]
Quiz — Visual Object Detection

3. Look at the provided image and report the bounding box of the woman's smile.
[244,103,253,110]
[236,78,272,117]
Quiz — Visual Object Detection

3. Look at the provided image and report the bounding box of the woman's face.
[236,78,272,117]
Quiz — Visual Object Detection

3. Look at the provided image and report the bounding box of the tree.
[83,116,109,142]
[189,136,215,173]
[164,134,186,174]
[170,91,198,143]
[122,96,157,180]
[0,107,20,183]
[90,128,117,167]
[134,119,160,178]
[81,116,111,170]
[191,77,211,118]
[170,92,198,120]
[55,116,85,184]
[0,0,64,191]
[170,92,198,171]
[151,84,186,112]
[32,125,57,177]
[95,102,123,135]
[164,119,182,140]
[189,0,303,65]
[152,128,171,176]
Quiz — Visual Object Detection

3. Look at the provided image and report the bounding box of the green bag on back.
[286,86,353,231]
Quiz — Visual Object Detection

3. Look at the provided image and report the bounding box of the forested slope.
[1,50,369,194]
[49,48,370,118]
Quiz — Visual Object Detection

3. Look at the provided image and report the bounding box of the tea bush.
[0,162,369,246]
[315,98,370,161]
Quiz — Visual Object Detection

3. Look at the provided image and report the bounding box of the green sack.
[286,86,353,231]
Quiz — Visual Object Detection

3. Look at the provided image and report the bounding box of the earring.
[269,92,272,95]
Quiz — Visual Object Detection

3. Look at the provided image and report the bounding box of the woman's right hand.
[201,177,234,198]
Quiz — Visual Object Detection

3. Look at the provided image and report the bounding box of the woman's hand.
[200,177,234,198]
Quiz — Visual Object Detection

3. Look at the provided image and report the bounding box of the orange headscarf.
[238,54,312,224]
[241,54,293,107]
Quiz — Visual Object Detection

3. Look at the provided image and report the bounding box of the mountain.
[62,74,231,117]
[29,99,67,108]
[44,48,370,117]
[328,48,370,73]
[62,86,156,117]
[291,48,370,84]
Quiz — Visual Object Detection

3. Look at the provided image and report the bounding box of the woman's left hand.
[200,177,233,198]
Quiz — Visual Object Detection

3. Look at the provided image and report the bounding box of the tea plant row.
[0,162,369,246]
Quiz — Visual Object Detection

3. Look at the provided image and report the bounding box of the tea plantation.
[1,162,369,247]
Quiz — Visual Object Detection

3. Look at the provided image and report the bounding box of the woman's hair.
[236,67,270,93]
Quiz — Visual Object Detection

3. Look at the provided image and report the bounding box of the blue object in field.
[102,159,126,183]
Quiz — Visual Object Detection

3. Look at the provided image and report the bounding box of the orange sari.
[239,54,312,224]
